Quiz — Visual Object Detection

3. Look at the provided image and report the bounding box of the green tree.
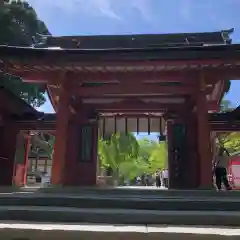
[0,0,50,107]
[148,142,168,172]
[118,157,149,181]
[98,133,139,180]
[220,132,240,153]
[138,138,167,172]
[223,80,231,95]
[99,133,169,182]
[120,138,168,181]
[138,138,158,162]
[220,99,234,112]
[31,133,55,160]
[217,99,240,154]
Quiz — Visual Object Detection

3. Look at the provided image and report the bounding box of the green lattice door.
[170,124,187,188]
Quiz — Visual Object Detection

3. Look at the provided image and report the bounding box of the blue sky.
[28,0,240,122]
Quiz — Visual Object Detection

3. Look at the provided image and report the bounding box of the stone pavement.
[0,187,240,226]
[1,222,240,240]
[0,187,240,227]
[1,206,240,226]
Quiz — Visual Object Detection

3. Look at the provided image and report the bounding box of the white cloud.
[131,0,155,22]
[93,0,121,20]
[28,0,158,22]
[28,0,121,20]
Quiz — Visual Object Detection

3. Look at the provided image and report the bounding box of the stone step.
[1,222,240,240]
[1,186,240,199]
[38,187,240,198]
[0,206,240,226]
[0,194,239,211]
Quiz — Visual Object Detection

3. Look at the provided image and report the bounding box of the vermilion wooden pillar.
[197,74,213,189]
[23,133,31,185]
[51,80,71,185]
[14,132,31,186]
[168,119,196,189]
[185,112,200,188]
[167,106,200,189]
[0,123,19,186]
[167,121,174,189]
[51,86,98,187]
[63,119,98,186]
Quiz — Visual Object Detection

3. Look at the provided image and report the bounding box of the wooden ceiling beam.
[6,67,240,85]
[4,58,239,68]
[83,101,184,112]
[6,70,197,84]
[204,68,240,80]
[72,83,195,97]
[207,100,220,112]
[16,120,240,132]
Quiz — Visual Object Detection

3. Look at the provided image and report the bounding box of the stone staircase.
[1,222,240,240]
[0,188,240,226]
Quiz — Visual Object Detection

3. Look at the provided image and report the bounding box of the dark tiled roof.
[12,113,55,121]
[1,43,240,63]
[209,106,240,121]
[40,29,233,49]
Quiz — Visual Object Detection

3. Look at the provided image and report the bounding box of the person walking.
[162,168,169,188]
[213,147,231,191]
[155,169,161,188]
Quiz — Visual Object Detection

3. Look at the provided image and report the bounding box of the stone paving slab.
[0,190,239,202]
[1,185,240,196]
[0,222,239,240]
[0,206,240,226]
[1,191,239,201]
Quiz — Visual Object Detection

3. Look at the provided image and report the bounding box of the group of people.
[213,147,232,191]
[155,168,168,188]
[138,146,232,191]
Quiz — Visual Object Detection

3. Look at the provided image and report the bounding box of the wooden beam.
[210,122,240,131]
[8,70,197,84]
[84,101,184,112]
[72,84,195,97]
[207,100,220,112]
[204,68,240,80]
[47,86,57,111]
[4,57,240,68]
[6,67,240,88]
[216,80,225,105]
[100,114,163,118]
[16,121,56,131]
[78,72,195,84]
[83,95,187,100]
[16,121,240,132]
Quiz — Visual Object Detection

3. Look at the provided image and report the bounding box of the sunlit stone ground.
[117,185,167,189]
[1,222,240,240]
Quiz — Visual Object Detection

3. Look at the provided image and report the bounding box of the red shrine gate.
[1,30,240,189]
[0,87,37,186]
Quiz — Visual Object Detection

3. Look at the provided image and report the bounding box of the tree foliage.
[98,133,139,178]
[219,132,240,153]
[220,99,234,112]
[0,0,50,107]
[148,141,168,172]
[223,80,231,95]
[138,138,167,172]
[98,134,168,181]
[217,99,240,154]
[31,133,55,159]
[118,158,149,181]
